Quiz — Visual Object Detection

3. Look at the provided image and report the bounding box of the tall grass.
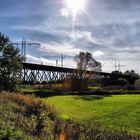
[0,92,56,139]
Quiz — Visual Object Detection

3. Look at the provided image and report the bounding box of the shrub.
[135,79,140,89]
[0,92,57,139]
[116,78,129,86]
[64,77,88,91]
[55,120,140,140]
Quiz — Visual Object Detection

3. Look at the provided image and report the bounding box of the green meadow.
[45,94,140,133]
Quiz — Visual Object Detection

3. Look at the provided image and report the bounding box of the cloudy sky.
[0,0,140,72]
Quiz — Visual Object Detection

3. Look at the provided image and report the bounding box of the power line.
[12,39,40,62]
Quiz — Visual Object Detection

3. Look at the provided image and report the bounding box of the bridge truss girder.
[22,69,77,84]
[22,63,132,85]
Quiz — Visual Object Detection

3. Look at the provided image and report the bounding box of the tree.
[112,70,123,75]
[124,70,139,77]
[67,52,102,91]
[0,33,23,91]
[124,70,139,84]
[74,52,102,72]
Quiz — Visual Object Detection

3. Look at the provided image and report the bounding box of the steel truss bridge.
[22,63,132,84]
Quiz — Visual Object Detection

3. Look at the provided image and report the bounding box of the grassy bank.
[45,94,140,133]
[0,92,140,139]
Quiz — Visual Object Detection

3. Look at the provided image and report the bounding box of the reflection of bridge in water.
[22,63,132,84]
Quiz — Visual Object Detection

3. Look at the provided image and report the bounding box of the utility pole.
[61,55,64,67]
[118,61,121,71]
[115,61,117,71]
[56,60,58,66]
[12,39,40,62]
[113,61,126,71]
[113,61,117,71]
[61,53,68,67]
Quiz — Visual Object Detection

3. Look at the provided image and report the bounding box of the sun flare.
[65,0,86,14]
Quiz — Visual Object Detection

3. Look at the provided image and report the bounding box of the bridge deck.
[23,63,77,73]
[23,63,126,77]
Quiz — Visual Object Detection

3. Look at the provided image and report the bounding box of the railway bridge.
[22,63,132,85]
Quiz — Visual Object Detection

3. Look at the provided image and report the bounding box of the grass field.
[45,94,140,133]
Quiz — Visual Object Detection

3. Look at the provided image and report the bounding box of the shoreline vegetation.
[20,88,140,98]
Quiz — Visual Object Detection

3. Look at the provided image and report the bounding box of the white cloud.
[70,31,103,45]
[39,42,82,56]
[26,54,56,65]
[93,50,104,57]
[26,54,76,68]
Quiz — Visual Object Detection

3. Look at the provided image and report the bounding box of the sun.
[65,0,86,14]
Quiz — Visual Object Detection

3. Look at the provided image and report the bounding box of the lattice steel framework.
[22,63,79,84]
[23,69,78,84]
[22,63,130,84]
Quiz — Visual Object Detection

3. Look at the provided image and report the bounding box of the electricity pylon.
[12,39,40,62]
